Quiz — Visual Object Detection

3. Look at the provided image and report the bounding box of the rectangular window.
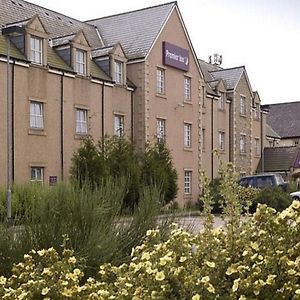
[219,92,225,110]
[219,131,225,151]
[240,96,246,115]
[240,134,246,153]
[184,170,192,194]
[75,49,86,75]
[254,104,260,119]
[30,36,42,64]
[184,76,191,101]
[30,101,44,129]
[76,108,88,134]
[184,123,192,148]
[254,138,260,156]
[156,118,166,143]
[202,128,205,150]
[114,114,124,137]
[115,61,123,84]
[156,68,165,94]
[30,167,44,183]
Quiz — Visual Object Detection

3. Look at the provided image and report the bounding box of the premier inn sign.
[162,41,189,71]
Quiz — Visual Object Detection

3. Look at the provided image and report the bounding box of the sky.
[28,0,300,104]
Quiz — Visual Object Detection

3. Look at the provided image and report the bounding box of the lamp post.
[2,25,24,224]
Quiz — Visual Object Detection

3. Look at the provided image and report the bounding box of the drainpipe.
[260,110,264,173]
[101,82,105,138]
[211,96,214,179]
[229,100,233,163]
[60,72,64,180]
[131,89,134,142]
[12,59,15,182]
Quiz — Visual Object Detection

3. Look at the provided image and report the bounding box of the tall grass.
[0,180,172,277]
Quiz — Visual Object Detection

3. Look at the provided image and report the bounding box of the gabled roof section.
[92,45,115,58]
[0,0,103,48]
[198,59,222,82]
[257,146,299,173]
[0,35,26,60]
[264,101,300,138]
[266,124,280,139]
[210,66,245,90]
[86,2,176,60]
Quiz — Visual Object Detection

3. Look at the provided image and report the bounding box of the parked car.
[238,173,288,191]
[290,191,300,200]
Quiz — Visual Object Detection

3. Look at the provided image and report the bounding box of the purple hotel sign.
[163,41,189,71]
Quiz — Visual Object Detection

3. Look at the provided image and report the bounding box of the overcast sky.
[28,0,300,104]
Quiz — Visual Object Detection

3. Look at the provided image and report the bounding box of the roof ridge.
[16,0,97,30]
[265,100,300,106]
[86,1,177,22]
[210,65,245,72]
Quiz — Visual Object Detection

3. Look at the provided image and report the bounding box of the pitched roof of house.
[257,146,300,172]
[86,2,176,60]
[210,66,245,90]
[0,0,103,49]
[266,124,280,139]
[264,101,300,138]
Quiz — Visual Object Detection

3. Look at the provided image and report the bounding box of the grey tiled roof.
[0,0,103,49]
[210,67,244,90]
[266,124,280,139]
[264,101,300,138]
[198,59,221,82]
[257,146,299,172]
[52,34,76,47]
[87,2,176,60]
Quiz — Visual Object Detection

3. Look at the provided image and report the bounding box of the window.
[76,108,88,134]
[30,36,42,64]
[254,104,260,119]
[156,118,166,143]
[219,92,225,110]
[240,96,246,115]
[114,114,124,137]
[184,170,192,194]
[184,123,192,148]
[156,68,165,94]
[30,167,44,183]
[30,101,44,129]
[240,134,246,153]
[75,49,86,75]
[254,138,260,156]
[115,61,123,84]
[184,76,191,101]
[201,128,205,150]
[219,131,225,151]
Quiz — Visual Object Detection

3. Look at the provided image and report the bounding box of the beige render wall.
[144,9,204,207]
[233,73,253,175]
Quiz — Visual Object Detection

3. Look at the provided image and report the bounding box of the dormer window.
[30,36,42,65]
[75,49,86,75]
[115,60,123,84]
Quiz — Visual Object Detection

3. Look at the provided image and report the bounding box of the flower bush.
[1,201,300,299]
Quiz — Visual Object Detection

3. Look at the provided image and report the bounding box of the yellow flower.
[68,256,76,264]
[205,260,215,268]
[292,200,300,210]
[0,276,7,285]
[266,274,276,285]
[295,289,300,295]
[200,276,210,283]
[141,252,150,261]
[155,271,165,281]
[179,256,187,263]
[250,242,259,251]
[37,249,46,256]
[41,287,50,295]
[232,278,240,292]
[226,265,237,275]
[73,268,81,276]
[192,294,201,300]
[288,269,296,275]
[207,283,215,293]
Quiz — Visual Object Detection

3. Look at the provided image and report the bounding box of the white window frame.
[30,36,42,65]
[115,61,123,84]
[219,131,225,151]
[254,138,260,156]
[75,49,86,75]
[184,76,191,101]
[240,96,246,115]
[156,118,166,143]
[219,92,225,110]
[114,114,124,137]
[240,134,246,153]
[184,170,192,194]
[156,68,165,94]
[76,108,88,134]
[184,123,192,148]
[30,101,44,129]
[30,167,44,183]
